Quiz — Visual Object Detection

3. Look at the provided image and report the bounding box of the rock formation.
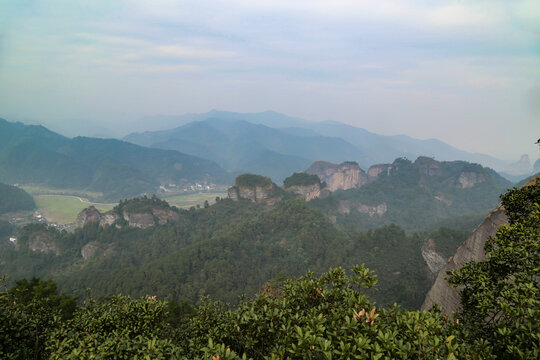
[414,156,442,176]
[504,154,531,175]
[284,183,322,201]
[282,172,328,201]
[338,200,387,216]
[421,206,507,314]
[76,206,120,228]
[228,174,276,202]
[75,205,178,229]
[424,174,540,314]
[81,242,100,260]
[307,161,369,192]
[28,233,60,256]
[457,171,486,189]
[367,164,393,179]
[421,238,447,278]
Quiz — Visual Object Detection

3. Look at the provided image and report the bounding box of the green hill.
[0,118,231,200]
[0,182,35,214]
[309,157,512,231]
[2,196,433,309]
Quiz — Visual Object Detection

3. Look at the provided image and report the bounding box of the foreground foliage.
[1,177,537,359]
[1,267,480,359]
[448,178,540,359]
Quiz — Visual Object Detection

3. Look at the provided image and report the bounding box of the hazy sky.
[1,0,539,161]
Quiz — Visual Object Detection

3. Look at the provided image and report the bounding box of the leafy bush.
[283,172,321,187]
[235,174,272,188]
[448,178,540,359]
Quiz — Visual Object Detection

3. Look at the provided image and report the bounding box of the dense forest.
[2,192,471,309]
[0,118,230,200]
[0,182,35,214]
[309,158,511,230]
[1,179,538,359]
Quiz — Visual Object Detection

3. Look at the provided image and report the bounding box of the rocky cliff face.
[421,206,508,313]
[81,241,115,260]
[367,164,393,179]
[307,161,369,192]
[414,156,442,176]
[338,200,387,216]
[76,206,120,228]
[421,238,447,278]
[457,171,486,189]
[228,174,277,202]
[283,183,325,201]
[76,205,178,229]
[228,184,275,202]
[28,233,60,256]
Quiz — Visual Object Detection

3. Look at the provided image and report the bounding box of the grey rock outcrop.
[367,164,393,179]
[123,212,155,228]
[29,233,60,256]
[75,206,102,228]
[307,161,369,192]
[228,175,276,202]
[421,206,508,314]
[421,238,447,277]
[76,206,119,228]
[457,171,486,188]
[81,242,100,260]
[414,156,442,176]
[228,184,274,202]
[284,183,326,201]
[75,205,178,230]
[338,200,387,216]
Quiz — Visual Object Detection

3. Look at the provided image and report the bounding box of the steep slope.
[0,118,230,200]
[421,174,540,314]
[421,207,507,313]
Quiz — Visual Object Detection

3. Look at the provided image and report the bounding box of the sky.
[0,0,539,161]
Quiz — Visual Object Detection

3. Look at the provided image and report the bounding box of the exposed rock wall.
[75,206,178,229]
[307,161,369,192]
[28,233,60,256]
[123,212,155,228]
[421,206,508,314]
[76,206,119,228]
[284,183,322,201]
[367,164,393,179]
[421,238,447,277]
[338,200,387,216]
[75,206,102,228]
[457,171,486,189]
[228,184,274,202]
[414,156,442,176]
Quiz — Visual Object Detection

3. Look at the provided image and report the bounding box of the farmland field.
[161,192,227,209]
[33,195,115,224]
[19,185,227,224]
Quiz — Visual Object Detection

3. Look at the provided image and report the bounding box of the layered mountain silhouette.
[126,110,509,181]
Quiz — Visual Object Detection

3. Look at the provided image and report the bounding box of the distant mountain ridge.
[128,110,510,178]
[0,118,230,200]
[125,118,360,182]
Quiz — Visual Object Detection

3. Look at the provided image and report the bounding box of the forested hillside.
[2,194,445,308]
[309,157,511,230]
[0,118,230,200]
[2,179,537,359]
[0,182,35,214]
